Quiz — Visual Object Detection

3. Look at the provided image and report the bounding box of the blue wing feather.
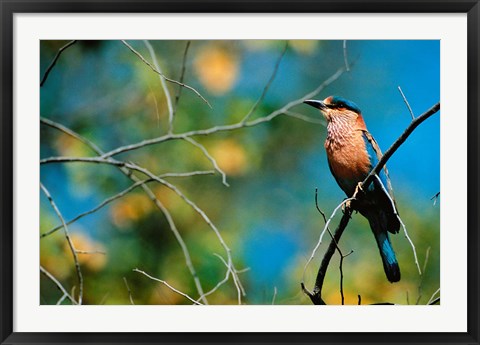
[361,131,390,195]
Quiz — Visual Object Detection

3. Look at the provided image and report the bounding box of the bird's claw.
[343,199,352,213]
[353,182,364,197]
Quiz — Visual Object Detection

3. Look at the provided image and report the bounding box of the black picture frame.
[1,1,479,344]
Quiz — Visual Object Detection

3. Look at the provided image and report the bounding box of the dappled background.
[40,40,440,305]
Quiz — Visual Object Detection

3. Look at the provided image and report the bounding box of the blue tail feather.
[375,232,400,283]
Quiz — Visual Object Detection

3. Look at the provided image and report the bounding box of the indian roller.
[304,96,401,283]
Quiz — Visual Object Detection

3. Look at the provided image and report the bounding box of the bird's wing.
[361,130,397,203]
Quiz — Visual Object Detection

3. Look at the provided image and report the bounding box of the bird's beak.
[303,99,328,110]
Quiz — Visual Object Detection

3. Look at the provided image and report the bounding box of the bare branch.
[159,170,215,178]
[314,188,352,305]
[416,246,431,305]
[374,174,421,275]
[56,293,68,305]
[123,277,135,305]
[75,250,106,255]
[98,66,346,159]
[397,86,415,120]
[173,41,191,117]
[121,40,211,108]
[272,286,278,305]
[182,137,229,187]
[343,40,350,72]
[196,265,230,302]
[143,40,174,133]
[40,40,77,87]
[40,265,77,305]
[302,197,355,285]
[213,254,245,305]
[40,117,103,154]
[40,178,155,238]
[133,268,203,305]
[41,170,214,239]
[40,183,83,305]
[302,209,353,305]
[241,41,288,123]
[361,102,440,191]
[283,110,326,126]
[427,287,440,305]
[41,118,209,304]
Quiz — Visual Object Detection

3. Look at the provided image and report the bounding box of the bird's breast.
[325,131,372,196]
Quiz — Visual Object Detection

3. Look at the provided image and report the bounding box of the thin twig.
[56,293,68,305]
[241,41,288,123]
[41,178,155,238]
[416,246,431,305]
[302,197,355,285]
[40,117,103,154]
[427,288,440,305]
[173,41,191,117]
[397,86,415,120]
[41,171,214,238]
[302,209,353,305]
[182,137,229,187]
[374,174,421,275]
[361,102,440,191]
[122,40,211,108]
[283,110,326,125]
[40,40,77,87]
[343,40,350,72]
[144,40,174,133]
[213,254,245,305]
[98,67,346,159]
[123,277,135,305]
[40,184,83,305]
[129,175,210,305]
[75,249,106,255]
[196,255,231,303]
[133,268,203,305]
[40,265,77,305]
[272,286,278,305]
[314,188,352,305]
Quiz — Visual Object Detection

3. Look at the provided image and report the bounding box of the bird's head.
[303,96,362,123]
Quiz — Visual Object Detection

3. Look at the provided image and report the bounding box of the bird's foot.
[353,182,364,198]
[343,199,353,213]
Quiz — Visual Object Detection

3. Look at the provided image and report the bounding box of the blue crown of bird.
[304,96,401,283]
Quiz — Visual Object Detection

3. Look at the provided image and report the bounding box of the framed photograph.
[1,1,479,344]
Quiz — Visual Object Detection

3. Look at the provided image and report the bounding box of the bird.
[304,96,401,283]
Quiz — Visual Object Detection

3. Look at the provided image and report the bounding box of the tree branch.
[40,40,77,87]
[40,183,83,305]
[122,40,211,108]
[133,268,203,305]
[40,265,77,305]
[302,209,352,305]
[361,102,440,191]
[98,66,346,159]
[143,40,174,133]
[241,41,288,123]
[41,118,209,304]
